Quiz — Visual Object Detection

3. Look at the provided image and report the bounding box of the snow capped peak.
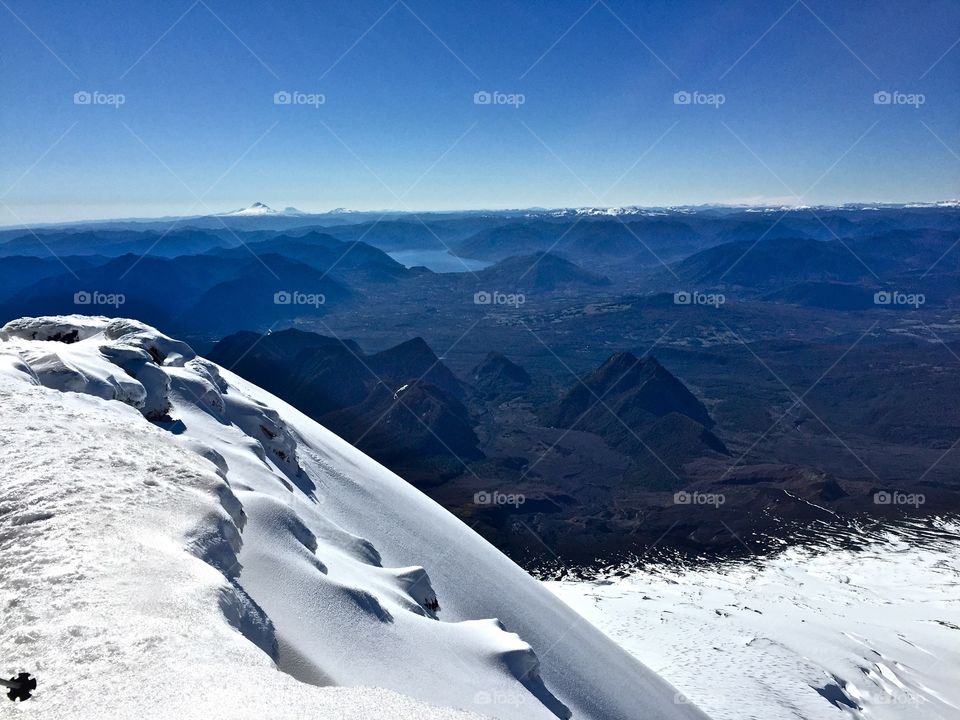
[903,199,960,208]
[0,315,708,720]
[225,201,277,216]
[218,202,306,217]
[540,206,679,218]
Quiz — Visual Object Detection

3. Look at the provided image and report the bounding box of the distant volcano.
[217,202,306,217]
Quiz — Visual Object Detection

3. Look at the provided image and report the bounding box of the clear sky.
[2,0,958,223]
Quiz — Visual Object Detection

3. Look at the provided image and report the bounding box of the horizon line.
[3,198,959,230]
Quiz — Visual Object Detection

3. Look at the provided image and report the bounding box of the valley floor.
[547,519,960,720]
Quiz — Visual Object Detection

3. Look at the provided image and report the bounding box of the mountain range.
[0,204,956,566]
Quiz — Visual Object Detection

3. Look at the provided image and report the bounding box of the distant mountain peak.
[599,351,661,374]
[218,202,305,217]
[471,352,531,400]
[549,351,713,433]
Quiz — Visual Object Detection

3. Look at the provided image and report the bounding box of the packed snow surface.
[0,316,707,720]
[547,520,960,720]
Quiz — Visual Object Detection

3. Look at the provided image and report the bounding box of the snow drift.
[0,315,709,720]
[548,519,960,720]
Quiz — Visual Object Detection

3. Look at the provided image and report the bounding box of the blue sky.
[2,0,958,223]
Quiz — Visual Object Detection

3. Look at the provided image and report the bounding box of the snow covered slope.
[548,520,960,720]
[0,316,709,720]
